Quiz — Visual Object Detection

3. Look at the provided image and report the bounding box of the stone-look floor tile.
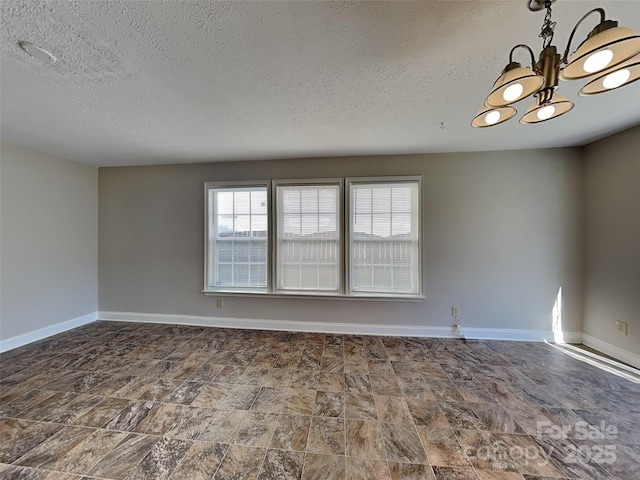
[164,381,206,405]
[270,414,311,451]
[0,389,56,417]
[41,371,87,392]
[214,445,265,480]
[87,433,159,479]
[73,397,131,427]
[134,403,188,435]
[251,387,286,413]
[320,356,344,373]
[191,383,233,409]
[250,353,279,368]
[169,441,227,480]
[470,402,525,433]
[307,417,345,455]
[344,373,372,395]
[70,372,112,393]
[399,381,436,400]
[230,352,258,367]
[315,373,344,392]
[388,462,437,480]
[35,471,82,479]
[345,393,378,421]
[345,419,386,460]
[21,392,102,424]
[14,426,93,469]
[112,376,158,400]
[199,410,247,443]
[368,361,395,376]
[49,429,128,475]
[4,322,639,480]
[599,446,640,480]
[313,391,344,417]
[125,437,192,480]
[432,466,480,480]
[441,364,476,382]
[301,453,345,480]
[369,375,402,396]
[345,457,391,480]
[283,388,316,416]
[238,367,271,386]
[374,395,414,424]
[405,398,450,428]
[344,357,370,374]
[428,382,465,403]
[234,412,279,447]
[263,368,295,387]
[217,385,261,410]
[104,400,157,432]
[416,427,471,467]
[164,407,215,440]
[139,379,183,402]
[454,428,518,471]
[380,423,428,464]
[189,361,225,383]
[456,382,498,404]
[476,471,526,480]
[492,434,567,478]
[214,366,247,384]
[0,419,63,464]
[258,449,304,480]
[273,353,300,370]
[0,465,42,480]
[145,361,181,378]
[438,401,486,430]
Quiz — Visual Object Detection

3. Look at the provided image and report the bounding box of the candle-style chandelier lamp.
[472,0,640,128]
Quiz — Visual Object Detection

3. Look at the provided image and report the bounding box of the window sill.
[202,290,425,302]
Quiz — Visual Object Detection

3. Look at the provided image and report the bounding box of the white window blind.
[207,185,268,291]
[276,183,341,294]
[349,180,420,295]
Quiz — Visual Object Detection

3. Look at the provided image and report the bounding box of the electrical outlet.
[216,298,224,309]
[616,321,628,335]
[452,306,460,318]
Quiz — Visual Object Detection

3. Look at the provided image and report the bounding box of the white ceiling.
[1,0,639,167]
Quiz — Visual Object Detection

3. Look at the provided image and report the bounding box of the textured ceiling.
[1,0,639,167]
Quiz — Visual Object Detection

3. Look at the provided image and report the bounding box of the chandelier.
[472,0,640,127]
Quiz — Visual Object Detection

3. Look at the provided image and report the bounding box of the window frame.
[345,176,423,299]
[204,180,272,294]
[203,176,424,300]
[272,178,344,296]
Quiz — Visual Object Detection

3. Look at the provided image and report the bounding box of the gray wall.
[0,142,98,339]
[583,126,640,354]
[99,147,584,334]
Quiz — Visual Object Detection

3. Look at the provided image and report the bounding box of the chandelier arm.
[508,44,537,69]
[561,8,607,64]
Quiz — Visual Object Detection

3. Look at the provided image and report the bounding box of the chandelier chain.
[539,0,556,48]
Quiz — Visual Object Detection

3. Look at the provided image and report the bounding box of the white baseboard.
[582,334,640,369]
[98,311,581,343]
[0,312,98,353]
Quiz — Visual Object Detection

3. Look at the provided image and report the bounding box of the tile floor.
[1,321,639,480]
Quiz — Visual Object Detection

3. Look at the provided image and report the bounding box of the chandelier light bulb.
[503,83,524,102]
[485,111,501,125]
[537,105,556,120]
[583,49,614,73]
[602,68,631,89]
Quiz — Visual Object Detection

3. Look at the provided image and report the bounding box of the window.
[204,176,422,298]
[347,178,421,296]
[205,183,270,292]
[275,180,342,295]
